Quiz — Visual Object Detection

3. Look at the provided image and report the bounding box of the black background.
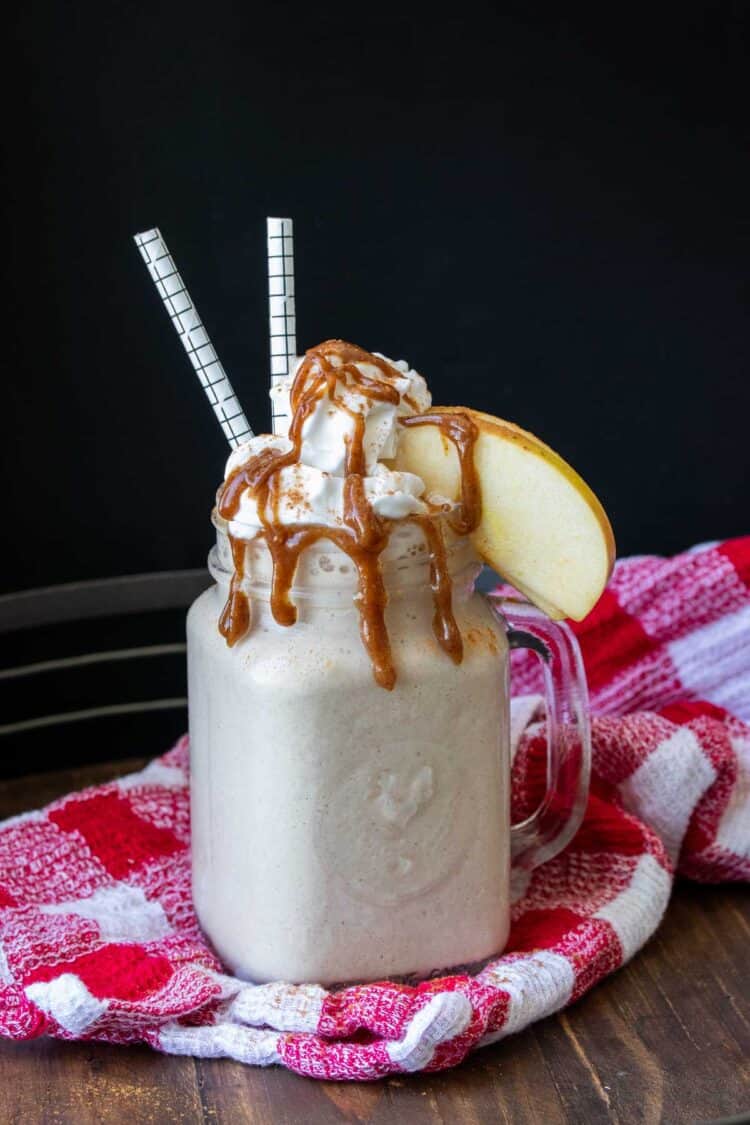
[3,3,749,593]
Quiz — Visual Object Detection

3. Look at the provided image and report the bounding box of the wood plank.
[381,1027,570,1125]
[0,1038,203,1125]
[0,763,747,1123]
[529,883,750,1125]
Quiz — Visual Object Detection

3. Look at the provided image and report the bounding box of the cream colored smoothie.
[187,339,613,984]
[189,529,510,982]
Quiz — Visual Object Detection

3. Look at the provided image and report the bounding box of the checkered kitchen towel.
[0,538,748,1080]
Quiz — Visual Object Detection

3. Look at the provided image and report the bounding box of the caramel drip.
[218,534,251,646]
[342,474,394,689]
[410,515,463,664]
[218,445,297,519]
[400,411,481,535]
[215,342,482,688]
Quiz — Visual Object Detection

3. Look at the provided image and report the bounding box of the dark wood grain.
[0,763,747,1125]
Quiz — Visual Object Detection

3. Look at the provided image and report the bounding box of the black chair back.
[0,571,210,778]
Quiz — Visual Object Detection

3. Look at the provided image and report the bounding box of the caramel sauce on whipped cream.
[217,340,480,689]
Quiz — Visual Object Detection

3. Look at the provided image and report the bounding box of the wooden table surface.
[0,761,747,1125]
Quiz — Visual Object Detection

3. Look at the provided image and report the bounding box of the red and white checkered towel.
[0,538,748,1080]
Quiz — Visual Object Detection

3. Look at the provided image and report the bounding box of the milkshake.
[188,339,613,983]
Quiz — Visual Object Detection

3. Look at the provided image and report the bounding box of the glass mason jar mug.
[187,515,590,985]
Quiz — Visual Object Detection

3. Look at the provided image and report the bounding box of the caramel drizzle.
[400,411,481,536]
[409,514,463,664]
[217,532,252,645]
[216,340,481,689]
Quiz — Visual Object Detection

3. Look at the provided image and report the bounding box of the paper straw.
[134,228,253,448]
[266,217,296,435]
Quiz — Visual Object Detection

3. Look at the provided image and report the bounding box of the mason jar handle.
[486,596,591,872]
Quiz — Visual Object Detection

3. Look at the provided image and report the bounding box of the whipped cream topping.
[216,339,482,686]
[226,351,437,538]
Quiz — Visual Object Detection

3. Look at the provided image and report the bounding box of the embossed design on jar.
[316,738,475,907]
[372,766,434,831]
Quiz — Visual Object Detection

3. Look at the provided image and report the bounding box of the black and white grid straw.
[267,218,296,435]
[133,228,253,448]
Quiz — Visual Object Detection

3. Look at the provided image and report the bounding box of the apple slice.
[394,407,615,620]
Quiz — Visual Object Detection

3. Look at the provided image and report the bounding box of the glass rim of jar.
[209,509,483,604]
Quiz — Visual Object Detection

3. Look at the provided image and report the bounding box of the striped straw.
[266,217,296,435]
[134,228,253,448]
